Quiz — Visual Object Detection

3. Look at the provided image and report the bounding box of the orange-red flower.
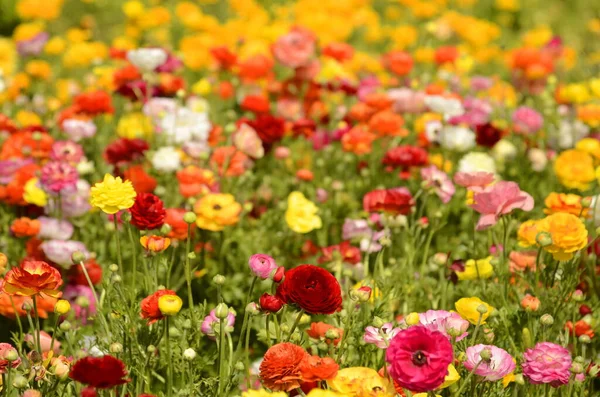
[341,126,376,155]
[176,166,215,198]
[140,289,177,324]
[10,217,41,238]
[140,235,171,253]
[2,261,63,298]
[306,322,343,345]
[259,342,308,391]
[299,355,339,382]
[210,146,250,177]
[0,291,56,319]
[565,320,594,338]
[124,165,157,194]
[165,208,193,240]
[369,110,406,137]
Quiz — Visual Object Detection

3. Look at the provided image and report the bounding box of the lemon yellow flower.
[117,112,153,139]
[285,191,322,234]
[0,38,17,76]
[328,367,395,397]
[90,174,137,214]
[23,178,48,207]
[158,295,183,316]
[440,364,460,388]
[45,36,67,55]
[554,149,595,191]
[455,297,494,324]
[242,390,287,397]
[193,193,242,232]
[457,257,494,280]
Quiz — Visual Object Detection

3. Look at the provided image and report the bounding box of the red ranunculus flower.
[210,46,237,70]
[259,293,284,313]
[382,145,428,170]
[103,138,149,168]
[475,122,503,147]
[69,258,103,286]
[129,193,166,230]
[73,91,114,116]
[363,188,414,215]
[319,241,361,265]
[241,94,270,114]
[276,264,342,315]
[140,290,176,324]
[246,114,286,148]
[70,355,128,389]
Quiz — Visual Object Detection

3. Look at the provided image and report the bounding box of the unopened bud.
[522,328,532,349]
[325,329,340,340]
[405,312,420,326]
[479,347,492,360]
[183,212,197,224]
[571,362,585,374]
[535,232,552,247]
[572,290,585,302]
[213,274,226,286]
[4,348,18,362]
[109,343,123,353]
[12,374,28,388]
[372,317,385,328]
[160,224,172,235]
[109,264,119,272]
[71,251,86,264]
[59,321,71,331]
[215,303,229,319]
[234,361,245,371]
[121,212,131,222]
[540,314,554,326]
[476,304,488,314]
[147,345,156,353]
[514,374,525,385]
[183,348,197,361]
[579,334,592,344]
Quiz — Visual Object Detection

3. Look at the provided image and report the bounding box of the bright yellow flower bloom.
[23,178,48,207]
[328,367,395,397]
[158,294,183,316]
[537,213,588,261]
[13,22,45,42]
[553,149,595,191]
[517,219,541,248]
[285,191,322,234]
[16,0,64,20]
[16,110,41,127]
[25,60,52,80]
[457,257,494,280]
[455,297,494,324]
[90,174,137,214]
[117,112,153,139]
[45,36,67,55]
[242,390,287,397]
[439,364,460,388]
[307,390,345,397]
[0,38,17,76]
[194,193,242,232]
[576,138,600,161]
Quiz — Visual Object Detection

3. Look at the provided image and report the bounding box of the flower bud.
[514,374,525,385]
[571,362,585,374]
[246,302,260,315]
[109,264,119,272]
[522,328,532,349]
[111,274,122,283]
[280,324,290,333]
[350,286,372,302]
[109,343,123,353]
[405,312,420,326]
[182,319,192,329]
[169,326,181,338]
[290,333,301,343]
[183,212,197,224]
[299,314,311,325]
[483,327,495,343]
[183,348,197,361]
[147,345,156,353]
[372,317,385,328]
[120,211,132,222]
[213,274,226,285]
[535,232,553,247]
[234,362,245,371]
[259,294,283,313]
[59,321,71,332]
[579,334,591,344]
[12,374,28,388]
[71,251,86,264]
[160,224,172,235]
[187,252,196,259]
[158,295,183,316]
[540,314,554,326]
[325,329,341,340]
[476,304,488,314]
[479,347,492,360]
[54,299,71,315]
[317,341,328,351]
[4,348,18,362]
[215,303,229,319]
[272,266,285,283]
[572,290,585,302]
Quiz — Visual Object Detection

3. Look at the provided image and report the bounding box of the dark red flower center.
[412,350,427,366]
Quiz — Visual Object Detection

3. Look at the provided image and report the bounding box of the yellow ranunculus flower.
[25,60,52,80]
[193,193,242,232]
[328,367,395,397]
[0,38,17,76]
[455,297,494,324]
[457,257,494,280]
[23,178,48,207]
[17,0,64,20]
[45,36,66,55]
[439,364,460,389]
[306,390,345,397]
[90,174,137,214]
[242,390,287,397]
[54,299,71,315]
[16,110,41,127]
[517,219,541,247]
[158,295,183,316]
[117,112,153,139]
[285,191,322,234]
[553,149,596,191]
[576,138,600,161]
[537,213,588,261]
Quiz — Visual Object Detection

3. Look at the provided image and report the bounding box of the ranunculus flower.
[129,193,166,230]
[382,145,428,171]
[200,309,236,340]
[285,192,322,234]
[456,257,494,281]
[69,355,129,389]
[246,114,286,149]
[453,172,495,192]
[364,323,401,349]
[522,342,572,387]
[259,293,284,313]
[233,123,265,159]
[299,355,339,383]
[272,27,316,68]
[38,217,74,240]
[2,260,63,298]
[536,213,588,261]
[259,342,308,391]
[0,343,21,373]
[306,322,343,345]
[418,310,469,341]
[512,106,543,134]
[276,265,342,315]
[420,166,455,204]
[40,161,78,193]
[386,326,454,393]
[193,193,242,232]
[140,290,177,325]
[90,174,137,214]
[455,297,494,325]
[471,181,534,230]
[363,188,414,215]
[41,240,89,268]
[464,345,515,381]
[328,367,395,396]
[248,254,278,279]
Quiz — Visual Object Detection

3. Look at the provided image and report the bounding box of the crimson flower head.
[259,293,284,313]
[382,145,428,170]
[276,264,342,315]
[103,138,149,168]
[129,193,166,230]
[246,114,286,148]
[69,355,128,389]
[140,290,177,324]
[363,188,414,215]
[386,326,453,393]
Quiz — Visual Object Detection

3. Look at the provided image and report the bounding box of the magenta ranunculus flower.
[40,161,78,193]
[418,310,469,342]
[386,326,454,393]
[420,165,455,204]
[512,106,543,135]
[248,254,278,279]
[363,322,401,349]
[471,181,534,230]
[464,344,515,381]
[522,342,572,387]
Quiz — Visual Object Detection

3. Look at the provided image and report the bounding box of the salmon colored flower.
[471,181,534,230]
[10,217,40,238]
[509,251,537,273]
[176,166,215,198]
[0,293,56,319]
[193,193,242,232]
[2,260,63,298]
[140,236,171,253]
[165,208,193,240]
[341,126,376,155]
[565,320,594,338]
[259,342,308,392]
[306,322,343,345]
[521,294,541,311]
[210,146,250,177]
[299,355,339,382]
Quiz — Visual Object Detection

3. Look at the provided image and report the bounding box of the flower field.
[3,0,600,396]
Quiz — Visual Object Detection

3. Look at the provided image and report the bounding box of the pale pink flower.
[62,119,96,141]
[364,323,401,349]
[464,344,515,381]
[0,343,21,373]
[512,106,543,135]
[201,309,236,341]
[248,254,278,279]
[272,27,316,68]
[453,172,495,192]
[523,342,572,387]
[471,181,534,230]
[418,310,469,341]
[387,88,427,114]
[40,161,78,193]
[233,124,264,159]
[50,141,84,164]
[421,165,455,204]
[24,331,60,354]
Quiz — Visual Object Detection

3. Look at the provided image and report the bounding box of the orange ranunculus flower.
[348,102,376,123]
[553,149,595,191]
[538,213,588,261]
[237,54,274,81]
[165,208,193,240]
[296,169,314,182]
[176,166,215,198]
[0,292,56,319]
[383,51,413,76]
[124,165,157,194]
[368,110,406,137]
[363,92,394,111]
[306,322,343,345]
[520,294,540,311]
[566,320,594,338]
[210,146,250,177]
[0,131,54,160]
[10,217,41,238]
[509,251,538,273]
[517,219,542,248]
[259,342,308,392]
[341,126,376,155]
[2,261,63,298]
[299,355,339,383]
[140,235,171,253]
[0,163,40,206]
[193,193,242,232]
[543,192,589,218]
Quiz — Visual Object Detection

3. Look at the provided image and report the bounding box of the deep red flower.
[129,193,166,230]
[580,304,593,316]
[475,122,503,147]
[210,46,237,70]
[103,138,149,168]
[363,188,414,215]
[81,387,97,397]
[73,91,114,116]
[69,355,128,389]
[259,293,284,313]
[382,146,428,170]
[276,264,342,315]
[246,114,286,148]
[319,241,361,265]
[69,258,103,286]
[140,289,177,324]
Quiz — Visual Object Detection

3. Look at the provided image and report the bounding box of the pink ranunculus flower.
[464,344,515,381]
[418,310,469,342]
[40,240,89,268]
[386,326,454,393]
[453,172,495,192]
[522,342,572,387]
[388,88,427,114]
[471,181,534,230]
[62,119,97,141]
[233,123,264,159]
[40,161,78,194]
[248,254,278,280]
[24,331,60,354]
[421,165,455,204]
[0,343,21,373]
[272,27,316,68]
[63,284,97,324]
[363,322,401,349]
[512,106,543,135]
[50,141,85,164]
[38,217,74,241]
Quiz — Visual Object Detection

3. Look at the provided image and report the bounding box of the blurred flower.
[193,193,241,232]
[418,310,469,341]
[201,308,236,340]
[457,257,494,280]
[363,188,414,215]
[41,240,89,268]
[69,355,128,389]
[127,48,167,72]
[140,235,171,253]
[62,119,96,141]
[285,192,322,234]
[458,152,497,174]
[0,343,21,373]
[151,147,181,172]
[328,367,395,396]
[554,149,595,191]
[40,161,78,193]
[544,193,588,217]
[512,106,543,134]
[273,27,316,68]
[471,181,534,230]
[421,165,455,203]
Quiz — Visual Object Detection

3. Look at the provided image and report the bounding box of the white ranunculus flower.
[554,120,590,149]
[151,146,181,172]
[528,148,547,172]
[491,139,517,162]
[438,125,475,152]
[424,95,464,118]
[458,152,497,174]
[160,106,212,144]
[126,48,168,72]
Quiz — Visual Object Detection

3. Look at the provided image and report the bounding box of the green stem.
[454,360,482,396]
[286,310,305,342]
[49,314,60,353]
[78,261,111,336]
[127,224,138,293]
[32,295,41,354]
[184,223,196,327]
[113,216,123,277]
[470,313,483,346]
[165,318,172,397]
[218,317,226,397]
